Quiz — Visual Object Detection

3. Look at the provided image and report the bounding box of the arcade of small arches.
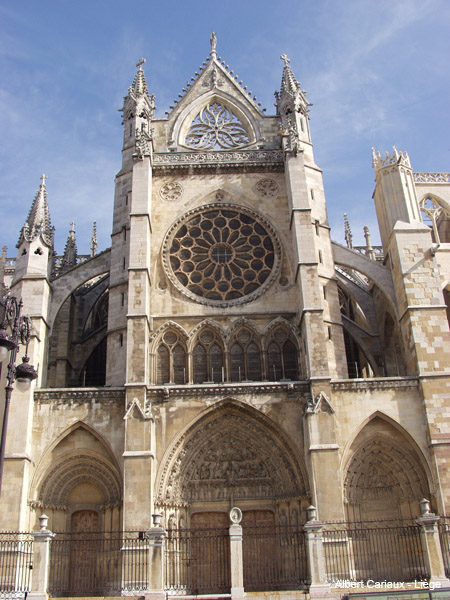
[150,321,303,385]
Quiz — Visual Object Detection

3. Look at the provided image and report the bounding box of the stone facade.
[2,38,450,596]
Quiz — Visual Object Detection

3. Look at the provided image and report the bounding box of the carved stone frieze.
[34,388,125,405]
[157,403,308,504]
[153,149,284,169]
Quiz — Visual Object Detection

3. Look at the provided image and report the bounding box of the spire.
[17,174,53,248]
[129,58,150,99]
[90,221,98,258]
[61,221,78,271]
[280,54,302,98]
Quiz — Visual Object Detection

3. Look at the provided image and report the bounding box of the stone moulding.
[34,387,125,404]
[331,377,419,391]
[147,381,309,399]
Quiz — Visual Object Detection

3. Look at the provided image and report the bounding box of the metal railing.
[242,524,308,591]
[0,533,33,599]
[165,527,230,595]
[438,516,450,577]
[323,520,428,583]
[48,530,148,597]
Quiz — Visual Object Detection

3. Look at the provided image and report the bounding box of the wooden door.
[69,510,100,595]
[242,510,278,591]
[189,512,230,594]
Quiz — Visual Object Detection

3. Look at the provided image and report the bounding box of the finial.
[70,221,75,234]
[344,213,353,249]
[210,32,217,58]
[136,58,146,70]
[40,174,47,186]
[90,221,98,258]
[280,54,291,67]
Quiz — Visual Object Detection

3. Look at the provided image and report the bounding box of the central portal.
[158,402,310,594]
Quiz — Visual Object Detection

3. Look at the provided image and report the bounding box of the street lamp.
[0,295,38,493]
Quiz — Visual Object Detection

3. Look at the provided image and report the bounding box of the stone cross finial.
[40,174,47,186]
[280,54,291,66]
[136,57,146,69]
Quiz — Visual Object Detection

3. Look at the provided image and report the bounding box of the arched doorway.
[342,416,432,581]
[34,426,122,596]
[157,401,309,593]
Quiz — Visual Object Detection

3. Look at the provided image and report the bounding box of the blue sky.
[1,0,449,257]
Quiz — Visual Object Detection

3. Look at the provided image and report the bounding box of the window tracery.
[230,329,262,382]
[156,330,187,385]
[193,329,224,383]
[184,102,250,150]
[163,204,281,307]
[266,328,299,381]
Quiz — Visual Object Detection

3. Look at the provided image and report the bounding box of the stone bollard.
[29,514,54,600]
[145,513,167,600]
[229,507,245,600]
[416,499,450,586]
[304,505,334,598]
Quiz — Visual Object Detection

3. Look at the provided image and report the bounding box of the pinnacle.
[280,54,302,97]
[17,175,53,248]
[129,58,150,99]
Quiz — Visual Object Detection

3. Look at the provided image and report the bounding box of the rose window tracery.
[163,204,281,306]
[184,102,250,150]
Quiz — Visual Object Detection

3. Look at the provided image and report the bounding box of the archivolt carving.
[344,438,429,504]
[39,453,122,506]
[157,402,307,504]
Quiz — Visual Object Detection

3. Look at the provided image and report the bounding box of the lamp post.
[0,295,38,494]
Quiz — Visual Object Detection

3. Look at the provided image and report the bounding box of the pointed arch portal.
[157,400,308,507]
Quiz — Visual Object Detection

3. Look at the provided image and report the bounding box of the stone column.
[145,513,166,600]
[304,506,333,598]
[29,514,54,600]
[416,499,450,586]
[229,507,245,600]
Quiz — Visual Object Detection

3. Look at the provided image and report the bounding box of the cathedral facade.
[1,36,450,596]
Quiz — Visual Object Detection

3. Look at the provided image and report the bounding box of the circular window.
[162,203,281,306]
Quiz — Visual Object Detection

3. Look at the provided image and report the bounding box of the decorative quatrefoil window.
[184,102,250,150]
[162,204,281,307]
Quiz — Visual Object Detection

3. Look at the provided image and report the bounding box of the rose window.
[184,102,250,150]
[163,204,281,306]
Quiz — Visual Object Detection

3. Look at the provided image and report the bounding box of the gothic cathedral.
[2,35,450,597]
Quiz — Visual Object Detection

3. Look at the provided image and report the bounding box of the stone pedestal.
[229,507,245,600]
[304,508,334,599]
[417,509,450,586]
[29,515,54,600]
[145,524,166,600]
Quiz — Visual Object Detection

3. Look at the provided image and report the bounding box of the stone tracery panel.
[184,102,250,150]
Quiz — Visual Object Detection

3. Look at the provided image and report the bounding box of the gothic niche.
[158,405,307,506]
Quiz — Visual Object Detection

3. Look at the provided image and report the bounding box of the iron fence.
[0,533,33,599]
[242,524,308,591]
[323,520,428,584]
[48,530,148,597]
[438,516,450,577]
[165,527,230,595]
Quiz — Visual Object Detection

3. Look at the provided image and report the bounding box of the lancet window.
[156,330,187,385]
[229,329,262,382]
[266,329,299,381]
[193,329,224,383]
